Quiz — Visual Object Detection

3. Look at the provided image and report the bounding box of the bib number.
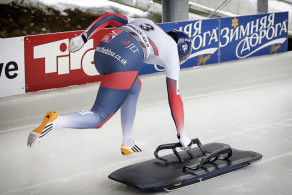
[139,23,155,31]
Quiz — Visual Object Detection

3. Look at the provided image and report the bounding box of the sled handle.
[154,138,207,166]
[154,142,182,166]
[183,146,232,172]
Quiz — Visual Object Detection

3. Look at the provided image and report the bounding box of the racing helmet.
[167,30,192,64]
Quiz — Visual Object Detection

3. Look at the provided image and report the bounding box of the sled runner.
[108,138,262,191]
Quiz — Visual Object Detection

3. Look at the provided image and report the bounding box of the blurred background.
[0,0,291,40]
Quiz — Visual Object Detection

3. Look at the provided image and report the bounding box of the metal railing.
[208,0,231,18]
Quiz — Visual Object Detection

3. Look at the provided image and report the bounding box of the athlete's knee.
[137,77,142,90]
[95,113,114,129]
[90,108,113,129]
[130,77,142,95]
[130,84,140,95]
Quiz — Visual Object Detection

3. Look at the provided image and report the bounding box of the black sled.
[108,138,262,191]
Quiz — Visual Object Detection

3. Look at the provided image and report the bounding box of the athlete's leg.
[54,111,101,129]
[28,71,140,147]
[119,77,148,156]
[52,71,139,130]
[27,29,144,147]
[121,77,141,146]
[90,71,139,128]
[50,29,144,130]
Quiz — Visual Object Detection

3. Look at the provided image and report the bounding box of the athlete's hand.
[178,134,192,150]
[69,35,85,53]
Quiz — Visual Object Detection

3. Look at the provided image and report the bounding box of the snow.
[0,0,149,18]
[2,0,291,31]
[39,0,113,7]
[39,0,292,34]
[0,51,292,194]
[37,0,149,17]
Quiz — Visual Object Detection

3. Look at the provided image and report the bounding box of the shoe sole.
[27,111,58,147]
[27,132,40,147]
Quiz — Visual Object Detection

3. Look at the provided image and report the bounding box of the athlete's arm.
[166,77,191,149]
[166,77,184,133]
[69,12,133,53]
[163,39,191,149]
[84,12,131,40]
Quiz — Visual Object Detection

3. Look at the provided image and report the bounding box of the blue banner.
[160,18,220,67]
[139,12,288,76]
[220,12,289,62]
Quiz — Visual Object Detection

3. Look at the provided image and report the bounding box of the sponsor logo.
[177,13,287,60]
[95,46,128,65]
[221,13,288,58]
[232,17,239,28]
[123,23,151,59]
[180,43,188,53]
[126,24,150,47]
[123,40,140,54]
[179,20,218,52]
[0,61,18,79]
[101,29,122,43]
[123,40,140,53]
[123,40,131,45]
[270,44,281,54]
[197,54,211,65]
[33,38,98,76]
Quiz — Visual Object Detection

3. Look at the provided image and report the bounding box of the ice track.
[1,52,292,195]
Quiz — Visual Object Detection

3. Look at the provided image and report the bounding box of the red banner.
[24,28,113,92]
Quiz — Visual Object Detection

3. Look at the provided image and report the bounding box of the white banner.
[0,37,25,98]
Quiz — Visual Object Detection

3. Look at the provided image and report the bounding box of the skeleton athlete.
[27,12,192,155]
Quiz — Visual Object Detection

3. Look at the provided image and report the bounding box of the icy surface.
[0,52,292,194]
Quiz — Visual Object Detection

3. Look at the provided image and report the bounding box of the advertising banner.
[140,18,220,75]
[0,37,25,98]
[140,12,288,75]
[22,12,288,93]
[24,29,112,92]
[219,12,289,62]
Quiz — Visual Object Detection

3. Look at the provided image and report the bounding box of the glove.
[178,133,192,150]
[68,34,86,53]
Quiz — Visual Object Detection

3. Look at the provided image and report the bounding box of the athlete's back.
[121,18,180,80]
